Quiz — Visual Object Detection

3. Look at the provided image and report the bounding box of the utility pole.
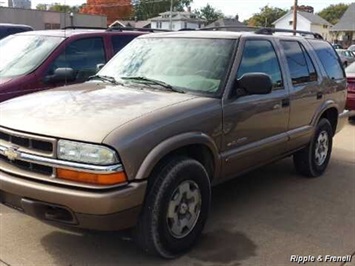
[169,0,173,30]
[293,0,298,35]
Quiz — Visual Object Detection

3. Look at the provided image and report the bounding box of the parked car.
[332,43,343,49]
[348,44,355,52]
[0,28,349,258]
[0,28,145,102]
[0,23,33,39]
[336,48,355,67]
[345,61,355,119]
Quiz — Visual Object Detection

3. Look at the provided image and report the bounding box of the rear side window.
[237,40,283,89]
[280,41,317,85]
[309,40,344,80]
[111,35,137,54]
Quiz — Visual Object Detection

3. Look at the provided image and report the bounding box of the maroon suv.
[0,29,145,102]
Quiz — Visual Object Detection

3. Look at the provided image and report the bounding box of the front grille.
[0,154,53,176]
[0,130,53,153]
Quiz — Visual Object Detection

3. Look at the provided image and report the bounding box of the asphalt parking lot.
[1,122,354,266]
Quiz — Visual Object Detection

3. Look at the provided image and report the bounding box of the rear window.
[309,40,344,80]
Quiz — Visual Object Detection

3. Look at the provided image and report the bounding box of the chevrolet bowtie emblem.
[4,146,20,161]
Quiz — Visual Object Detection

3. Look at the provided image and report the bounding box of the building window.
[157,21,162,28]
[289,21,293,26]
[45,23,60,29]
[323,25,328,29]
[184,21,187,28]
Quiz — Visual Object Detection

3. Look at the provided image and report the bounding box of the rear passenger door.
[221,38,290,179]
[280,40,325,150]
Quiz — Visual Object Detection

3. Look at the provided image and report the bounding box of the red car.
[0,28,145,102]
[345,61,355,119]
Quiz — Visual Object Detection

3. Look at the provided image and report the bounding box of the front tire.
[293,118,333,177]
[135,157,211,258]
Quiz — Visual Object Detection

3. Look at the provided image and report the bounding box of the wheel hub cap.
[315,130,329,166]
[166,180,202,239]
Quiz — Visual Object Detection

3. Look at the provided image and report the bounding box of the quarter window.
[309,40,344,80]
[281,41,317,85]
[237,40,283,89]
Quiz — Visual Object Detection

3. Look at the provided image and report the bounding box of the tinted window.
[111,35,137,54]
[48,37,105,82]
[237,40,283,89]
[281,41,317,84]
[310,40,344,80]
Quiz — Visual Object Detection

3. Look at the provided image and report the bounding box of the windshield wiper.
[120,76,185,93]
[88,75,122,85]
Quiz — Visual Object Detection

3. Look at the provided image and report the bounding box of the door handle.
[316,92,323,99]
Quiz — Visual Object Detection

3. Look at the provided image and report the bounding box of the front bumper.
[0,170,147,230]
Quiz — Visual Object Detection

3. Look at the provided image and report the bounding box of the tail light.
[347,78,355,93]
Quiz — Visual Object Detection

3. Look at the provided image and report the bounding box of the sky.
[31,0,355,21]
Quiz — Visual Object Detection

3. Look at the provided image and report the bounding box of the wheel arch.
[134,132,221,183]
[311,101,339,136]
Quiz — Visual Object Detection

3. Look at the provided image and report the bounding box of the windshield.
[0,34,64,78]
[98,37,236,95]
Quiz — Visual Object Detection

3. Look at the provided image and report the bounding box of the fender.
[134,132,221,181]
[310,100,339,127]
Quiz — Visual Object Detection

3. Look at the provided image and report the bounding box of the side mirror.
[46,68,75,83]
[237,73,273,95]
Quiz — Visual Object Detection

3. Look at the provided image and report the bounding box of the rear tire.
[134,157,211,258]
[293,118,333,177]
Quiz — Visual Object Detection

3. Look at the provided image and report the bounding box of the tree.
[80,0,133,24]
[194,4,224,24]
[133,0,193,21]
[317,3,349,25]
[36,3,80,13]
[247,5,287,27]
[36,4,48,10]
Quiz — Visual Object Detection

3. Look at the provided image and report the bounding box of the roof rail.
[255,27,323,39]
[200,25,257,31]
[107,26,170,32]
[61,26,106,30]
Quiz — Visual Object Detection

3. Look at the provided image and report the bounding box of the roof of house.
[331,3,355,31]
[150,11,206,23]
[205,18,245,31]
[273,11,332,26]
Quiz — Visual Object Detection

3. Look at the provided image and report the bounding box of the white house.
[273,11,332,41]
[150,11,206,31]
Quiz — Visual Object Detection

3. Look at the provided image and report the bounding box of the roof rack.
[199,26,323,39]
[106,26,170,32]
[255,27,323,39]
[61,26,170,33]
[200,25,257,31]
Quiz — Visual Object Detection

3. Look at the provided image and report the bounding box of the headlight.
[57,140,119,165]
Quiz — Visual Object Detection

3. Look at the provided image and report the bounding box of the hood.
[0,82,197,143]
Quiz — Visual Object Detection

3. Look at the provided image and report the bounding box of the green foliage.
[317,3,349,25]
[194,4,224,24]
[247,5,287,27]
[133,0,193,20]
[36,3,80,13]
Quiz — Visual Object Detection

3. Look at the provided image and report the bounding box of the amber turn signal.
[57,168,127,185]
